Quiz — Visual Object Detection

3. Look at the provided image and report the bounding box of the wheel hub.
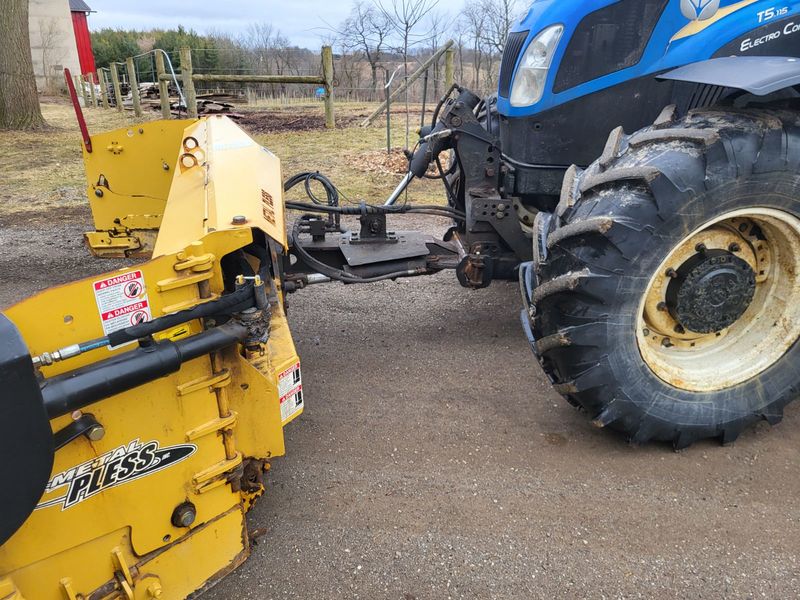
[666,250,756,334]
[637,209,800,392]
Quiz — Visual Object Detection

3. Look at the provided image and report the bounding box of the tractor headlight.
[509,25,564,107]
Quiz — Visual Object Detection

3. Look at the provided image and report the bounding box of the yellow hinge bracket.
[58,578,78,600]
[192,452,242,494]
[111,547,134,587]
[173,252,215,273]
[155,271,213,292]
[186,411,238,442]
[176,368,231,396]
[0,577,25,600]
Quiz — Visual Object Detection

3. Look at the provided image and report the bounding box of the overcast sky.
[86,0,458,49]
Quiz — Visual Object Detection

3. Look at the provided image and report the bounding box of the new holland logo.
[36,439,196,510]
[681,0,721,21]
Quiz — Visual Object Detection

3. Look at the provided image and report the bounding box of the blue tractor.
[288,0,800,447]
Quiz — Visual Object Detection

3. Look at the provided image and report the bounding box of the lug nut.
[661,338,673,348]
[728,242,741,252]
[695,243,707,253]
[657,302,667,312]
[674,324,685,334]
[665,268,678,279]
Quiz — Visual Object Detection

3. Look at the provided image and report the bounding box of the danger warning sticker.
[93,270,152,337]
[278,362,303,423]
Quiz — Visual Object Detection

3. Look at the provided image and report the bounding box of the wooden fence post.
[110,63,123,112]
[321,45,335,129]
[88,73,97,108]
[126,57,142,117]
[180,47,198,118]
[98,69,109,109]
[154,51,171,119]
[445,46,455,90]
[77,74,90,108]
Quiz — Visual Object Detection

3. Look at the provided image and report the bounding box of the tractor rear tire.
[531,105,800,448]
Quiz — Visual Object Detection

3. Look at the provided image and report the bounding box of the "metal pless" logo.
[681,0,721,21]
[36,439,196,510]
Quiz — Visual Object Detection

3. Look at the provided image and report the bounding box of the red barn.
[69,0,96,80]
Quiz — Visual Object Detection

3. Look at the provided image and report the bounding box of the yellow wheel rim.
[637,208,800,392]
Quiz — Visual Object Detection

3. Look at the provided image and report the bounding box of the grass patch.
[0,100,446,216]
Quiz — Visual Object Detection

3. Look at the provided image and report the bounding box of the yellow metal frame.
[1,117,302,600]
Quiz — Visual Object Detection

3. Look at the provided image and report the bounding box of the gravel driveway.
[3,208,798,599]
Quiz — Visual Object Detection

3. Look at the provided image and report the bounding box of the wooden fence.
[73,43,456,132]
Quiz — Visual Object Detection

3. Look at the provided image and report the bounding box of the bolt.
[231,215,247,225]
[674,324,685,334]
[171,502,197,528]
[450,115,463,127]
[661,338,673,348]
[162,162,170,171]
[665,268,678,279]
[728,242,741,252]
[642,328,650,337]
[657,302,668,312]
[86,424,105,441]
[94,188,104,198]
[695,243,707,253]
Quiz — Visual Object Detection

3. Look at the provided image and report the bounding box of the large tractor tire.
[530,105,800,448]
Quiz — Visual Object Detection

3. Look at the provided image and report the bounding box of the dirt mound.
[236,110,361,134]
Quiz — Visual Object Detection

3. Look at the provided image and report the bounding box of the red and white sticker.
[278,362,303,423]
[93,270,152,337]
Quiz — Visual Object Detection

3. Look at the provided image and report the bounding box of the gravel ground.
[2,208,799,599]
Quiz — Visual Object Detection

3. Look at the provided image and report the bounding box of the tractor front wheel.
[530,105,800,448]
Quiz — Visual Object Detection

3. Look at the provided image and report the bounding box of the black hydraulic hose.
[106,284,255,348]
[283,171,340,206]
[42,322,248,419]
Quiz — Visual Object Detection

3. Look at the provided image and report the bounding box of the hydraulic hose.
[106,284,255,348]
[42,322,248,419]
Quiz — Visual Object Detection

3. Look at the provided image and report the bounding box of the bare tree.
[478,0,522,53]
[0,0,46,129]
[337,1,392,95]
[378,0,440,146]
[460,3,486,90]
[38,18,62,94]
[425,10,446,98]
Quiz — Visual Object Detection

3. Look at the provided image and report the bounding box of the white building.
[28,0,82,93]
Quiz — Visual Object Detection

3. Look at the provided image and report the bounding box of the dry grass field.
[0,99,444,216]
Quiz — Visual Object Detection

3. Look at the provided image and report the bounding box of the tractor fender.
[658,55,800,96]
